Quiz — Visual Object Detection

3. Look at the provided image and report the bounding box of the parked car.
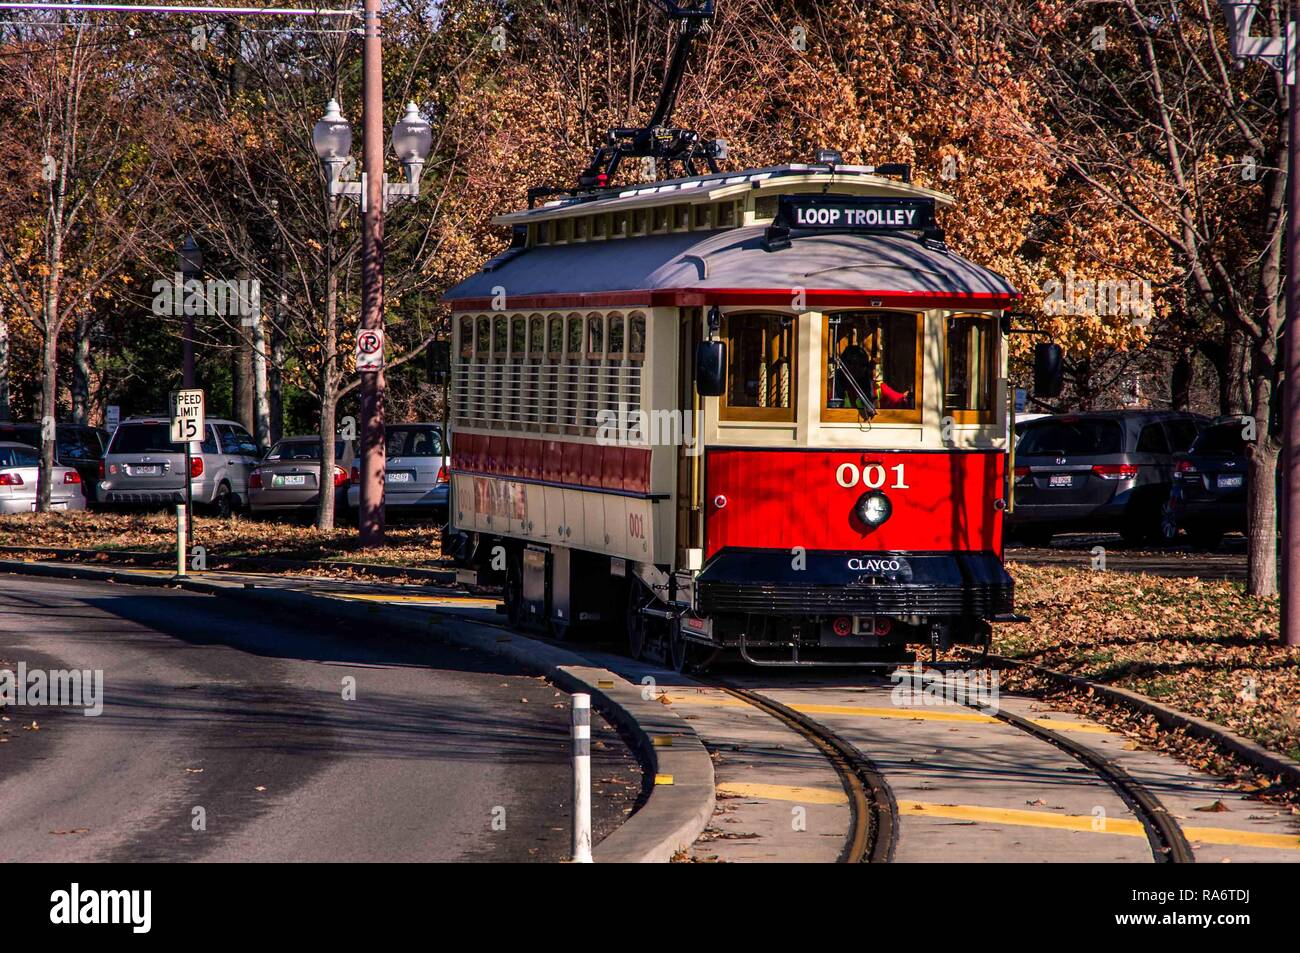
[0,421,109,502]
[249,436,355,518]
[1170,415,1250,550]
[0,441,86,514]
[345,423,448,520]
[98,417,262,516]
[1008,410,1206,546]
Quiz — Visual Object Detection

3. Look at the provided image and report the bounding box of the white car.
[0,441,87,513]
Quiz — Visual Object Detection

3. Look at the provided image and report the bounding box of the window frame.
[820,310,924,424]
[720,310,798,423]
[943,311,998,425]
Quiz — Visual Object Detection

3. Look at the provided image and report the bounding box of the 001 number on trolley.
[834,462,910,490]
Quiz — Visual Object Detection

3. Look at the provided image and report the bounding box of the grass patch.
[0,511,445,569]
[1002,561,1298,764]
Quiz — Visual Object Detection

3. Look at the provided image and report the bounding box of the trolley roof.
[443,225,1018,313]
[494,164,956,226]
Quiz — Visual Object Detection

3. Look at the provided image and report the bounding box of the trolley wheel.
[625,579,650,661]
[669,626,689,673]
[503,548,524,628]
[669,628,715,674]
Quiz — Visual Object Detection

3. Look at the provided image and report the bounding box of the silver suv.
[99,417,262,516]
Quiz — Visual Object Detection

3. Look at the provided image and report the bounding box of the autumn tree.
[0,14,171,508]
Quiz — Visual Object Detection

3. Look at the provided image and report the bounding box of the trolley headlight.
[855,491,892,527]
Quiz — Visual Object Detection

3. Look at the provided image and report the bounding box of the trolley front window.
[945,314,996,423]
[721,312,796,422]
[822,311,921,423]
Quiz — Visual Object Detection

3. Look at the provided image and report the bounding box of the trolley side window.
[944,314,996,423]
[721,312,796,422]
[822,311,921,423]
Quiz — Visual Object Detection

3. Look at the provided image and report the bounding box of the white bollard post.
[175,504,187,577]
[571,692,593,863]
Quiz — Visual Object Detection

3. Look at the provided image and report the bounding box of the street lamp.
[1216,0,1299,647]
[312,95,433,545]
[312,98,431,210]
[176,233,202,388]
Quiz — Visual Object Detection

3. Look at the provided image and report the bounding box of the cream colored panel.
[542,486,566,542]
[602,494,627,554]
[581,491,605,554]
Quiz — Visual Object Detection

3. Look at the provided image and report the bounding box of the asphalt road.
[0,576,641,862]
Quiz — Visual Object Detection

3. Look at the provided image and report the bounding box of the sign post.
[170,389,204,550]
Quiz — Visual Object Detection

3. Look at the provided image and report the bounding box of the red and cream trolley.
[442,161,1021,667]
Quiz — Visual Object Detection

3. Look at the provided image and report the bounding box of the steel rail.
[716,684,897,863]
[896,669,1195,863]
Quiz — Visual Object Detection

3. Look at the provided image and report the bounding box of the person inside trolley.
[833,325,913,413]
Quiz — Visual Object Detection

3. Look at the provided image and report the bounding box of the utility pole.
[357,0,386,546]
[1286,11,1300,648]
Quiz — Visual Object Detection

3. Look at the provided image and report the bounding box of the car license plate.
[133,465,160,476]
[1049,473,1072,487]
[387,471,413,483]
[1217,474,1243,489]
[275,474,307,487]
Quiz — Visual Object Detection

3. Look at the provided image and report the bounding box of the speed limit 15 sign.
[170,389,205,443]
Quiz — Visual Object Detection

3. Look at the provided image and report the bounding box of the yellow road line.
[714,784,1300,850]
[897,799,1146,838]
[718,781,849,805]
[662,693,1109,734]
[329,593,499,607]
[1182,825,1300,851]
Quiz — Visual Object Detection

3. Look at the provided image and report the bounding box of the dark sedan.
[248,437,355,518]
[1170,415,1250,550]
[1008,410,1205,546]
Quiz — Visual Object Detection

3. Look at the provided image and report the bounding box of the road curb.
[0,559,714,863]
[987,652,1300,788]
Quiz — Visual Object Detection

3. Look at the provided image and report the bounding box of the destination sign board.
[776,194,935,232]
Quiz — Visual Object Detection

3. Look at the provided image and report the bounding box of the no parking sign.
[356,328,384,371]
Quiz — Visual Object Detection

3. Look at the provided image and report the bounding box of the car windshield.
[270,440,345,461]
[1018,419,1124,456]
[0,446,39,468]
[1193,422,1247,456]
[109,423,185,454]
[385,426,443,457]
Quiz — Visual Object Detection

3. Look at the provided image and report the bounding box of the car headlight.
[855,491,892,527]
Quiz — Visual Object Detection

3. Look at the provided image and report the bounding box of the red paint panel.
[562,441,583,485]
[704,449,1005,559]
[445,289,1020,311]
[542,440,564,483]
[451,433,655,496]
[465,433,485,471]
[519,438,541,480]
[485,436,507,474]
[601,447,625,490]
[624,448,651,494]
[580,443,603,486]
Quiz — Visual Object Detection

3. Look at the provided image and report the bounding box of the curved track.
[718,685,897,863]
